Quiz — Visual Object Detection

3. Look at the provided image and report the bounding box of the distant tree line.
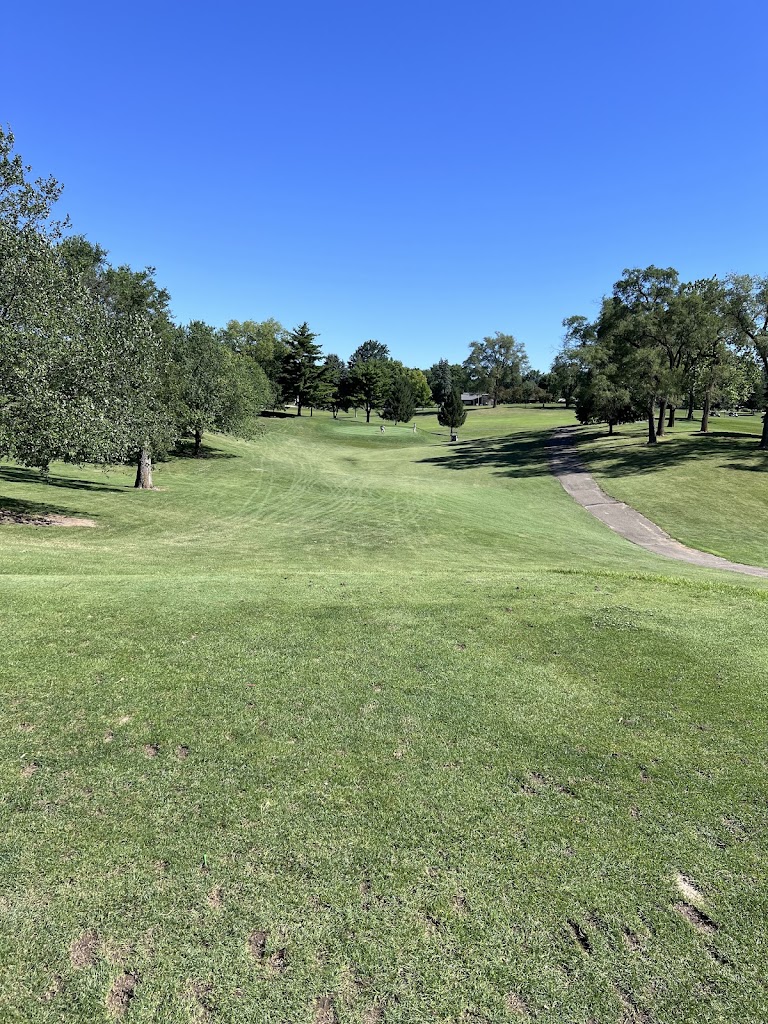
[546,266,768,447]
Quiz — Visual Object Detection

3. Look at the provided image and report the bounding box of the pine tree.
[382,373,415,425]
[279,322,326,416]
[437,387,467,438]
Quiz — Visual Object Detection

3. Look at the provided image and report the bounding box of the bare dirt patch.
[106,972,139,1017]
[363,1006,385,1023]
[614,984,651,1024]
[674,901,718,935]
[0,511,96,527]
[313,994,336,1024]
[176,745,190,760]
[247,930,267,961]
[70,929,99,968]
[622,927,642,952]
[143,744,159,758]
[21,762,39,779]
[207,886,224,909]
[567,919,592,954]
[187,978,213,1019]
[506,992,530,1016]
[674,872,706,904]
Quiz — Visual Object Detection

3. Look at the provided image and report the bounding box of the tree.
[320,354,349,418]
[407,367,433,408]
[279,322,327,416]
[726,274,768,449]
[463,332,529,407]
[347,360,388,422]
[437,387,467,438]
[220,318,288,400]
[382,372,416,425]
[349,340,389,366]
[427,359,453,405]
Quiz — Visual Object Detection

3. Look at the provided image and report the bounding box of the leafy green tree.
[349,340,389,366]
[407,368,433,408]
[320,354,349,418]
[382,372,416,425]
[427,359,453,405]
[726,274,768,449]
[279,322,327,416]
[463,332,529,407]
[437,387,467,438]
[220,318,288,400]
[347,360,388,422]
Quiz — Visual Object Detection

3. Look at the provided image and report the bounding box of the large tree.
[347,359,388,422]
[381,371,416,425]
[349,340,390,366]
[427,359,453,405]
[463,332,529,407]
[437,387,467,439]
[726,274,768,449]
[279,322,327,416]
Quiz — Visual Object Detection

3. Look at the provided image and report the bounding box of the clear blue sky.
[3,0,766,370]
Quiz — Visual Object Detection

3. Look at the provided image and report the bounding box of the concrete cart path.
[549,427,768,579]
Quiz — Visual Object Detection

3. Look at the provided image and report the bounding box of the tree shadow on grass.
[168,441,238,461]
[0,466,126,492]
[582,431,767,479]
[418,432,553,478]
[0,494,90,520]
[418,425,768,482]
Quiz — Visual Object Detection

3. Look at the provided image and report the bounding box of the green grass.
[577,412,768,569]
[2,406,768,1023]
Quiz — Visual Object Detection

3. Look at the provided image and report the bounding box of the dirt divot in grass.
[70,929,99,967]
[143,743,159,758]
[176,745,190,760]
[674,902,718,935]
[186,978,214,1019]
[0,511,97,527]
[362,1005,385,1023]
[207,885,224,908]
[104,730,114,742]
[521,772,574,797]
[505,991,530,1016]
[622,927,642,951]
[21,762,39,778]
[614,984,651,1024]
[106,971,139,1017]
[674,872,706,904]
[42,974,64,1002]
[247,930,267,961]
[313,994,336,1023]
[268,948,288,974]
[567,919,592,954]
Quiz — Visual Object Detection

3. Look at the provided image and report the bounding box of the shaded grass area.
[1,407,767,1022]
[576,416,768,569]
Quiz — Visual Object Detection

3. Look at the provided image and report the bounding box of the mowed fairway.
[2,407,768,1023]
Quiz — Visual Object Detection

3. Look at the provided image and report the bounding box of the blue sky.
[3,0,766,369]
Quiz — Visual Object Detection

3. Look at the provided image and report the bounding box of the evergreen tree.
[382,372,416,425]
[347,360,388,422]
[437,387,467,438]
[279,322,326,416]
[428,359,453,405]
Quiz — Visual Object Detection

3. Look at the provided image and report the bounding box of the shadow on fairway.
[169,442,238,461]
[0,466,126,492]
[0,494,91,519]
[418,432,552,478]
[419,427,767,481]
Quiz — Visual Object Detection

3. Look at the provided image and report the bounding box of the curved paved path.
[549,427,768,579]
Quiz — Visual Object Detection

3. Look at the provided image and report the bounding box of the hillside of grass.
[2,407,768,1023]
[576,412,768,570]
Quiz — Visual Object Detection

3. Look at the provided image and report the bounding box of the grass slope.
[1,407,767,1023]
[577,413,768,569]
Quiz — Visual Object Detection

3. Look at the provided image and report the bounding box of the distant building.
[461,392,491,406]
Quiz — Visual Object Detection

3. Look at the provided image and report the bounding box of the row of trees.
[0,129,274,486]
[546,267,768,447]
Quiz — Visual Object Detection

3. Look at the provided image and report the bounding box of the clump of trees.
[553,266,768,448]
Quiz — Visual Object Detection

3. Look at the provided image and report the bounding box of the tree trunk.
[656,399,667,437]
[296,403,302,416]
[310,406,313,417]
[366,406,371,423]
[760,408,768,450]
[194,429,202,455]
[686,390,695,420]
[647,403,657,445]
[700,390,711,433]
[667,405,676,428]
[134,447,154,489]
[608,421,614,436]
